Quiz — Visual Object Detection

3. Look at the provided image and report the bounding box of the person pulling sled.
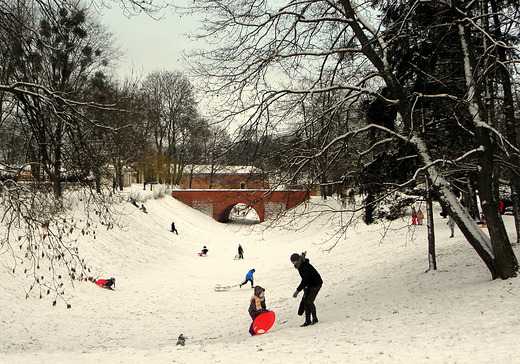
[240,269,255,288]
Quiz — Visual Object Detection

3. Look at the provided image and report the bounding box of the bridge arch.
[171,190,311,223]
[220,202,261,223]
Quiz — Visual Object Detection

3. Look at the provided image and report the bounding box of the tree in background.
[5,0,118,198]
[0,0,127,305]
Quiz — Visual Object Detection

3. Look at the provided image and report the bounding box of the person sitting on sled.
[248,286,267,335]
[199,246,209,256]
[95,277,116,290]
[176,334,186,346]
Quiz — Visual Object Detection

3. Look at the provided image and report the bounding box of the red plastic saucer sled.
[252,310,276,335]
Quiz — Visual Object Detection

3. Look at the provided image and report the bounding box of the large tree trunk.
[489,0,520,245]
[456,19,518,279]
[413,137,498,277]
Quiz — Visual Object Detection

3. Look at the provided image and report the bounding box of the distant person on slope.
[411,206,418,225]
[95,277,116,290]
[199,246,209,256]
[171,221,178,234]
[240,269,255,288]
[176,334,186,346]
[447,215,455,238]
[238,244,244,259]
[417,208,424,225]
[290,252,323,327]
[248,285,267,336]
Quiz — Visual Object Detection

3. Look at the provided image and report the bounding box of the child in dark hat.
[248,285,267,335]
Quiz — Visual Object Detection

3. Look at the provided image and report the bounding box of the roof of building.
[182,165,264,175]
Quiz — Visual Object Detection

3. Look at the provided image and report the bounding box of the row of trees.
[185,0,520,279]
[2,0,519,303]
[0,0,227,303]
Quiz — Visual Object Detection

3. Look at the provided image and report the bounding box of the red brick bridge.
[171,189,311,222]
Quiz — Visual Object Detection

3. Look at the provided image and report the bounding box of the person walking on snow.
[447,215,455,238]
[240,269,255,288]
[171,221,178,234]
[291,252,323,327]
[238,244,244,259]
[411,206,418,225]
[417,208,424,225]
[248,285,268,335]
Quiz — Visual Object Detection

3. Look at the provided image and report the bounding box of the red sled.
[252,310,276,335]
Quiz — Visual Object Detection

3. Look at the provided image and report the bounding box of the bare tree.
[0,0,129,305]
[185,0,520,279]
[140,70,208,184]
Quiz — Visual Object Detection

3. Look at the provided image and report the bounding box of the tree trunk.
[456,19,518,278]
[425,177,436,271]
[52,139,62,199]
[489,0,520,245]
[511,181,520,244]
[413,136,498,277]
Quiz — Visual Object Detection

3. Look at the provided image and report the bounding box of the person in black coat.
[171,221,178,234]
[290,252,323,327]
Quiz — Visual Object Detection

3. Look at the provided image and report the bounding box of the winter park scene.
[1,0,520,364]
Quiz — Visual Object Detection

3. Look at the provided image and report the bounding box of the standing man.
[238,244,244,259]
[290,252,323,327]
[171,221,178,234]
[447,215,455,238]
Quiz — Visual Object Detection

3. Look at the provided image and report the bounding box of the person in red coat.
[95,278,115,290]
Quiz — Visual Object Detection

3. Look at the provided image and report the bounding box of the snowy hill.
[1,185,520,363]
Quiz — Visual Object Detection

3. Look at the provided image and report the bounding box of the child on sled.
[95,277,116,290]
[176,334,186,346]
[199,246,209,256]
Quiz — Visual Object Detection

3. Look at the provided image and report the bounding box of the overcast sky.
[99,3,202,80]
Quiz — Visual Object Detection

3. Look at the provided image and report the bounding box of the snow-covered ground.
[2,185,520,364]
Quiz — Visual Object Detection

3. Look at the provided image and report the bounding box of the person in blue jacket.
[240,269,255,288]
